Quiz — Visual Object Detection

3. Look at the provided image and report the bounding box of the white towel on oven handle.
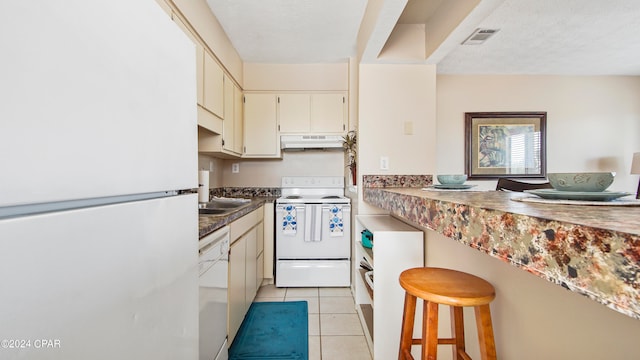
[304,204,322,242]
[281,204,298,235]
[328,205,344,236]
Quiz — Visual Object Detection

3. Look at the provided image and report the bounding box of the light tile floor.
[254,285,373,360]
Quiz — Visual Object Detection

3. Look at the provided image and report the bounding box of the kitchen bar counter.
[363,187,640,319]
[198,198,269,239]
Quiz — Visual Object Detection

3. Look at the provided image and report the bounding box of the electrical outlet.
[380,156,389,170]
[231,163,240,173]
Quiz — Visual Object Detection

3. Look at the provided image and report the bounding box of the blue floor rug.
[229,301,308,360]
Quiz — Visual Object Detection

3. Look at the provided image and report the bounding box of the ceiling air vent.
[462,28,499,45]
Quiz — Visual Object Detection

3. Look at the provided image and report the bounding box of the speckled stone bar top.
[363,187,640,319]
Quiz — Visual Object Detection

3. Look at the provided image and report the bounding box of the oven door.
[276,203,350,259]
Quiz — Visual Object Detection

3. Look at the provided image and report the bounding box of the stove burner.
[322,195,341,199]
[285,195,302,199]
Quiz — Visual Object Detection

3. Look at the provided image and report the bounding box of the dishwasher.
[199,226,230,360]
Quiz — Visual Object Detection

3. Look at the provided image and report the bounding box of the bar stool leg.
[399,293,417,360]
[423,300,439,360]
[450,306,466,360]
[474,304,497,360]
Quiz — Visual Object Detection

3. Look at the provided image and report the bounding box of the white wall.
[220,151,344,187]
[358,64,438,212]
[199,149,346,189]
[243,63,348,91]
[359,64,437,174]
[437,75,640,192]
[198,155,224,188]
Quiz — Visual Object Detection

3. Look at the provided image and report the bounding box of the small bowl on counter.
[547,172,615,192]
[437,174,468,185]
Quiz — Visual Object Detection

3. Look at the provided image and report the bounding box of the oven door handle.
[277,204,306,209]
[321,204,350,209]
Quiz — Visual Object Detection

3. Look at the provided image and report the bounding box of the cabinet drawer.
[229,206,262,242]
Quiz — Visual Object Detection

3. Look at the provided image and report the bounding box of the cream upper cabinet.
[233,84,244,154]
[222,75,243,156]
[202,49,224,119]
[278,94,311,133]
[222,74,237,154]
[278,92,347,134]
[311,93,346,133]
[243,93,280,158]
[196,45,223,134]
[199,74,242,158]
[196,44,224,134]
[196,46,204,107]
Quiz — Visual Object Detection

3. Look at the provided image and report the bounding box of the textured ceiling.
[205,0,368,63]
[205,0,640,75]
[437,0,640,75]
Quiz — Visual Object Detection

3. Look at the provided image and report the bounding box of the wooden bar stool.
[398,267,497,360]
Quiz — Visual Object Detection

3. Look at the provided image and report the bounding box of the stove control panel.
[281,176,344,188]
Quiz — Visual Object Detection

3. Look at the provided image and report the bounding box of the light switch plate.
[380,156,389,170]
[404,121,413,135]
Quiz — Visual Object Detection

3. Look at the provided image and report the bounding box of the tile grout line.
[317,289,323,360]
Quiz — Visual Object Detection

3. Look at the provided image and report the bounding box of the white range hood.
[280,134,344,150]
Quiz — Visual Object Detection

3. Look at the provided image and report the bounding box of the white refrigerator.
[0,1,199,359]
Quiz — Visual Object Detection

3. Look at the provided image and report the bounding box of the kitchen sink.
[207,199,250,208]
[198,198,251,215]
[198,208,229,215]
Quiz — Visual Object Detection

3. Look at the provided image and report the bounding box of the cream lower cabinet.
[261,201,274,283]
[354,215,424,360]
[227,205,264,344]
[256,219,265,287]
[228,233,247,344]
[244,227,258,306]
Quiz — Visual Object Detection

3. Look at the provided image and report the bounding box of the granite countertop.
[363,187,640,319]
[199,198,273,239]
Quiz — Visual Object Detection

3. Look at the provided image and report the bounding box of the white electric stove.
[275,176,351,287]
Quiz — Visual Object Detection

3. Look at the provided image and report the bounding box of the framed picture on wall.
[465,112,547,179]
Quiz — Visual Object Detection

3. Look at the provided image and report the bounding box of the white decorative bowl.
[547,172,615,192]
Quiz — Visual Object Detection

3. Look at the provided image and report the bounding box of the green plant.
[342,130,357,184]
